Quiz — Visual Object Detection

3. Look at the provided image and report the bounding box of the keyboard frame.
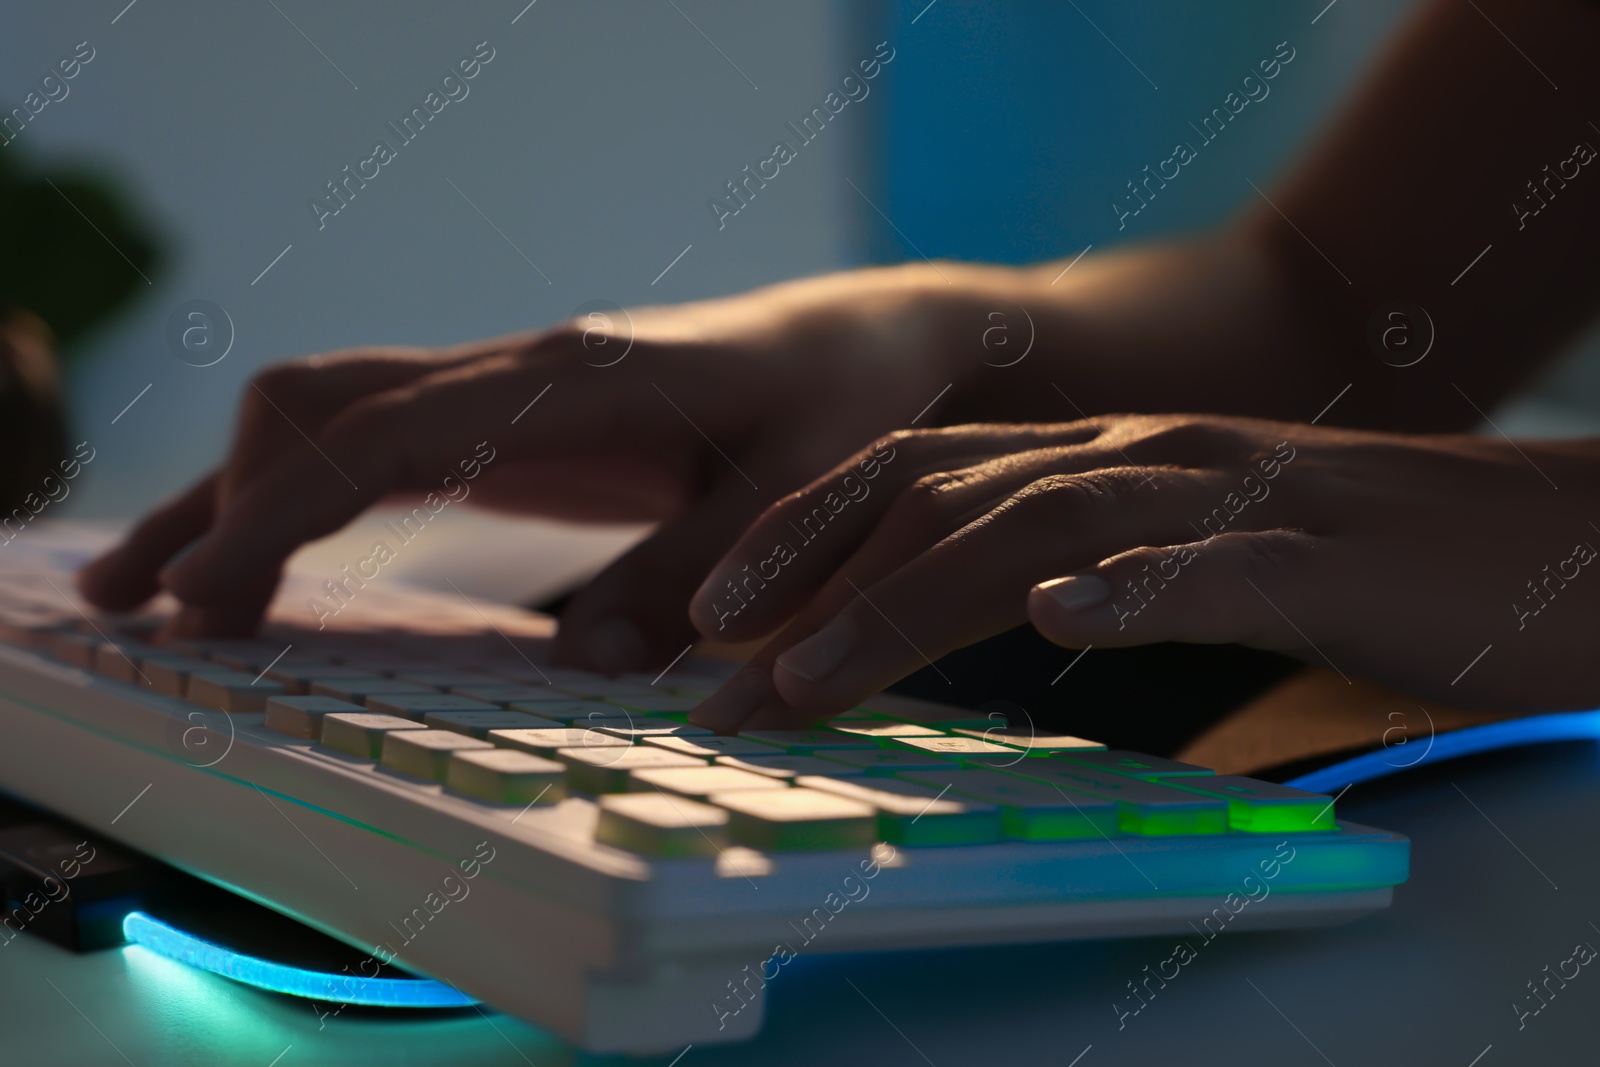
[0,641,1409,1054]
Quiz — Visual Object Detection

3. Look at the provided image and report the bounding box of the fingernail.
[775,617,857,683]
[586,618,649,673]
[1035,575,1111,612]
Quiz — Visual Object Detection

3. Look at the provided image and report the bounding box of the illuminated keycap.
[1052,749,1213,778]
[629,766,788,799]
[717,755,866,779]
[595,793,729,858]
[950,728,1105,754]
[829,721,945,740]
[857,695,999,729]
[423,709,565,739]
[1156,775,1336,832]
[446,749,565,805]
[187,671,286,713]
[891,736,1021,765]
[264,695,365,739]
[559,747,705,794]
[366,693,500,720]
[593,718,713,740]
[319,713,430,760]
[643,735,784,759]
[488,727,632,757]
[140,656,220,697]
[713,788,877,851]
[817,749,959,776]
[309,677,435,704]
[798,776,1000,846]
[899,768,1119,840]
[738,730,880,753]
[382,729,494,780]
[507,700,630,724]
[1002,763,1227,836]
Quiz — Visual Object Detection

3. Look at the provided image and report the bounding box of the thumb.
[1027,530,1329,652]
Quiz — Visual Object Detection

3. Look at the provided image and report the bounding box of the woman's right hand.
[76,265,970,669]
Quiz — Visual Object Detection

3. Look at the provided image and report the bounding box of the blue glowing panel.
[121,911,478,1009]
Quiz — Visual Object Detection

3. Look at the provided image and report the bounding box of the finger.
[761,466,1237,723]
[77,473,217,611]
[688,423,1101,639]
[1028,529,1328,651]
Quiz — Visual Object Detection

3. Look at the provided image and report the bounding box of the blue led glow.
[121,911,479,1009]
[1285,708,1600,794]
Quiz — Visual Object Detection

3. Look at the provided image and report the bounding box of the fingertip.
[76,549,157,612]
[686,669,774,734]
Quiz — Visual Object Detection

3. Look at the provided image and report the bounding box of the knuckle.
[890,472,965,529]
[1132,415,1252,463]
[1234,531,1315,583]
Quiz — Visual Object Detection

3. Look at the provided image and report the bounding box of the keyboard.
[0,527,1409,1054]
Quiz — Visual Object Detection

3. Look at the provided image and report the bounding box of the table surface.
[5,737,1598,1067]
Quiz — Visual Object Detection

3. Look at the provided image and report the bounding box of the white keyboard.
[0,527,1408,1053]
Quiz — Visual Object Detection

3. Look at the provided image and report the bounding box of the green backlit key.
[628,766,788,799]
[594,718,713,740]
[1156,775,1336,832]
[1052,749,1214,778]
[382,729,493,780]
[857,694,1000,730]
[595,794,729,858]
[264,695,365,740]
[950,728,1105,754]
[717,755,867,779]
[899,768,1120,840]
[828,721,945,740]
[423,709,565,739]
[817,749,959,776]
[1002,763,1227,836]
[446,749,566,806]
[643,735,785,759]
[891,736,1023,765]
[738,730,881,753]
[798,776,1001,846]
[713,788,877,852]
[366,693,499,721]
[319,712,430,760]
[560,747,705,794]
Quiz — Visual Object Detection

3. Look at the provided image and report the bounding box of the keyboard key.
[264,695,365,740]
[450,685,571,707]
[604,694,703,714]
[1052,750,1214,778]
[559,747,705,794]
[595,794,729,858]
[829,721,946,740]
[309,678,435,704]
[816,749,959,776]
[951,728,1105,754]
[392,670,505,689]
[382,729,494,780]
[319,713,430,760]
[49,632,99,667]
[446,749,567,806]
[1002,763,1227,836]
[594,718,713,740]
[713,788,877,852]
[890,736,1023,765]
[555,679,658,701]
[899,768,1119,840]
[629,766,788,799]
[644,735,784,759]
[858,695,999,729]
[488,728,632,757]
[423,710,565,739]
[90,642,162,682]
[365,693,500,721]
[140,656,221,697]
[1155,775,1336,833]
[797,776,1001,846]
[717,755,867,779]
[186,671,286,713]
[507,700,632,724]
[738,730,881,753]
[264,664,372,695]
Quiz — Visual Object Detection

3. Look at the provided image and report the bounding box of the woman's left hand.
[685,415,1600,732]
